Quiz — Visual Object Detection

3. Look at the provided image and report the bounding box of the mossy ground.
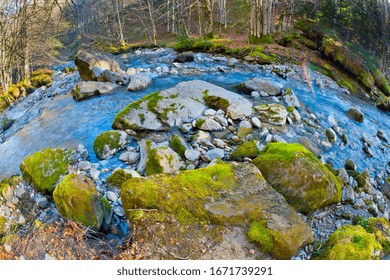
[20,148,71,194]
[252,142,342,214]
[314,225,382,260]
[230,140,260,161]
[106,169,133,188]
[354,217,390,255]
[53,174,104,231]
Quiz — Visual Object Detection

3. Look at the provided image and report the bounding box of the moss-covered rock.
[0,216,7,235]
[20,148,72,194]
[93,130,128,160]
[1,118,15,131]
[203,94,230,111]
[314,225,382,260]
[145,146,184,176]
[376,93,390,111]
[230,140,260,161]
[121,162,313,259]
[53,174,106,231]
[355,217,390,255]
[30,70,53,88]
[252,142,342,214]
[106,169,133,188]
[169,135,187,157]
[253,104,288,126]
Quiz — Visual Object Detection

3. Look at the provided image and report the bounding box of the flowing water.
[0,48,389,181]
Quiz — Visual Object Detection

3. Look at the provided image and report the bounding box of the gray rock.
[127,73,152,91]
[239,120,252,129]
[342,185,355,204]
[338,168,349,185]
[146,146,185,175]
[184,149,201,162]
[213,139,225,149]
[90,168,100,181]
[36,197,49,209]
[353,198,365,209]
[119,152,130,162]
[251,91,260,99]
[1,186,13,202]
[71,81,121,101]
[251,117,262,128]
[78,161,92,171]
[75,49,127,82]
[204,148,225,162]
[174,52,194,63]
[254,103,288,126]
[214,115,229,127]
[15,188,28,199]
[106,191,118,202]
[227,101,253,121]
[18,215,26,225]
[204,109,217,116]
[240,78,283,96]
[283,89,300,108]
[196,117,223,131]
[92,66,116,83]
[127,152,140,164]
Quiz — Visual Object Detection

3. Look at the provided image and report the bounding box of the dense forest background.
[0,0,389,93]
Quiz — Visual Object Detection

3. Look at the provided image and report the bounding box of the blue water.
[0,48,389,180]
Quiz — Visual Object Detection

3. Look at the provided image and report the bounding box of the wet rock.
[127,73,153,91]
[213,139,225,149]
[238,78,283,96]
[345,159,357,171]
[71,81,121,101]
[75,49,127,82]
[106,191,118,202]
[347,107,364,123]
[252,142,342,214]
[93,130,128,160]
[254,104,288,126]
[174,52,194,63]
[377,130,388,142]
[121,162,313,260]
[326,128,337,143]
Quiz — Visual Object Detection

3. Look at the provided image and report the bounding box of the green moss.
[31,68,54,77]
[174,39,195,51]
[145,148,165,176]
[252,142,342,214]
[146,92,163,113]
[314,225,382,260]
[203,94,230,111]
[53,174,104,231]
[286,106,295,113]
[195,118,206,129]
[247,221,274,252]
[338,79,354,92]
[169,135,186,157]
[31,74,53,88]
[122,163,236,224]
[355,217,390,255]
[93,131,123,160]
[372,69,390,96]
[230,140,260,161]
[0,216,7,235]
[249,34,275,44]
[106,169,133,188]
[20,148,71,194]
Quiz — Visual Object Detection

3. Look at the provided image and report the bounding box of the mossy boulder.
[121,162,313,259]
[145,146,185,176]
[355,217,390,255]
[112,80,252,131]
[106,169,133,188]
[31,69,54,88]
[93,130,128,160]
[169,135,187,157]
[252,142,342,214]
[20,148,72,194]
[230,140,260,161]
[0,216,7,235]
[1,118,15,131]
[376,94,390,111]
[53,174,108,231]
[314,225,382,260]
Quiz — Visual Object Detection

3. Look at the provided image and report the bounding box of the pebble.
[106,191,118,202]
[213,139,225,149]
[4,244,12,253]
[231,135,240,143]
[251,91,260,99]
[15,188,28,199]
[127,152,140,164]
[18,215,26,224]
[249,249,255,256]
[114,206,125,217]
[185,149,201,162]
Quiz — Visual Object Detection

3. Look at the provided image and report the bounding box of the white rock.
[204,109,217,116]
[251,117,262,128]
[127,73,153,91]
[204,148,225,162]
[106,191,118,202]
[184,149,201,162]
[90,168,100,181]
[213,139,225,149]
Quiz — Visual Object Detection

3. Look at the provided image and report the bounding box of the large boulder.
[238,78,283,96]
[254,103,288,126]
[75,49,127,81]
[71,81,121,101]
[93,130,128,160]
[145,146,185,176]
[112,80,253,131]
[31,68,54,88]
[252,143,342,214]
[314,225,382,260]
[174,52,194,63]
[121,162,313,260]
[53,174,108,231]
[20,148,72,194]
[127,73,153,91]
